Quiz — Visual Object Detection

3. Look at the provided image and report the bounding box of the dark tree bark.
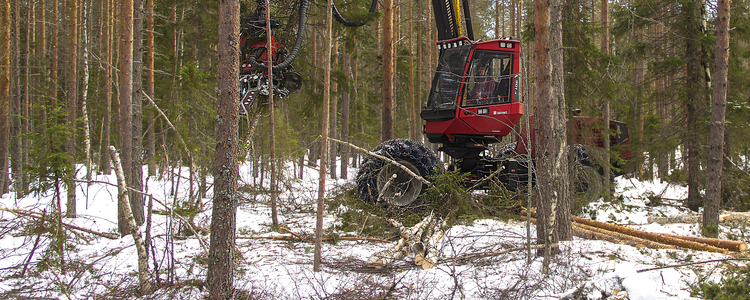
[703,0,730,236]
[601,0,611,197]
[207,0,240,297]
[381,0,394,141]
[315,0,333,272]
[10,0,20,194]
[36,0,45,126]
[0,0,9,195]
[118,0,134,234]
[535,0,571,270]
[550,0,571,241]
[330,40,339,179]
[266,0,278,226]
[145,0,155,177]
[684,0,709,212]
[101,0,113,175]
[66,0,79,218]
[51,0,58,109]
[340,53,352,179]
[131,0,145,225]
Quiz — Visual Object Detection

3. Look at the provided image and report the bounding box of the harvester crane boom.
[432,0,475,41]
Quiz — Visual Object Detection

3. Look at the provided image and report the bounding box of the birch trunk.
[109,146,151,293]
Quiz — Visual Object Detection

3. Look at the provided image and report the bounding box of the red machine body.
[422,37,525,147]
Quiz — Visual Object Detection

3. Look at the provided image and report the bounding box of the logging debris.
[367,212,447,269]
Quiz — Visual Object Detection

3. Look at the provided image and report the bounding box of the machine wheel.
[572,159,603,202]
[494,141,518,158]
[355,139,441,206]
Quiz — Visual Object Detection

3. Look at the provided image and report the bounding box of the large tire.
[572,158,603,202]
[355,139,441,206]
[494,141,518,158]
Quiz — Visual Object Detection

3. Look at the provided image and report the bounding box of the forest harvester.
[237,0,631,207]
[354,0,632,207]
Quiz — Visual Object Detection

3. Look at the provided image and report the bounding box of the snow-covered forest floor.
[1,160,748,299]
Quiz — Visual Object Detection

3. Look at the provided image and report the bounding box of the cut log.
[647,211,750,225]
[520,216,676,250]
[660,233,748,252]
[522,209,733,254]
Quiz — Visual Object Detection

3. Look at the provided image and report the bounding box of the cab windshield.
[425,45,471,110]
[462,51,513,107]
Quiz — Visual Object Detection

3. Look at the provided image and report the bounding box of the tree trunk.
[81,0,92,182]
[266,0,278,227]
[131,0,145,226]
[329,40,338,179]
[535,0,571,270]
[100,0,112,175]
[118,0,134,234]
[36,0,45,126]
[408,0,416,140]
[315,0,333,273]
[534,0,552,259]
[65,0,79,218]
[145,0,155,176]
[703,0,730,236]
[551,0,571,241]
[684,0,708,212]
[22,0,33,195]
[109,146,151,293]
[340,53,352,179]
[51,0,58,109]
[207,0,240,298]
[600,0,611,197]
[0,0,9,195]
[11,0,22,196]
[381,0,394,141]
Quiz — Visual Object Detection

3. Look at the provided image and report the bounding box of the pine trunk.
[0,0,9,195]
[704,0,730,236]
[101,0,112,175]
[314,0,333,273]
[118,0,134,235]
[66,0,79,218]
[381,0,394,141]
[145,0,155,176]
[131,0,145,225]
[207,0,240,297]
[340,53,352,179]
[684,0,708,212]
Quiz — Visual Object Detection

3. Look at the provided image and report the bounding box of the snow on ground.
[0,161,747,299]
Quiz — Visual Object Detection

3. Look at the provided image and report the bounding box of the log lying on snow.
[648,211,750,225]
[520,215,677,250]
[523,209,746,254]
[570,215,730,254]
[368,212,447,269]
[660,233,748,252]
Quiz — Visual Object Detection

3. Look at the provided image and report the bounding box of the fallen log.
[660,233,748,252]
[647,211,750,225]
[520,216,676,250]
[569,215,729,254]
[522,209,732,254]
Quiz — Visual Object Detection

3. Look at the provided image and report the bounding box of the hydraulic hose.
[332,0,378,27]
[245,0,308,72]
